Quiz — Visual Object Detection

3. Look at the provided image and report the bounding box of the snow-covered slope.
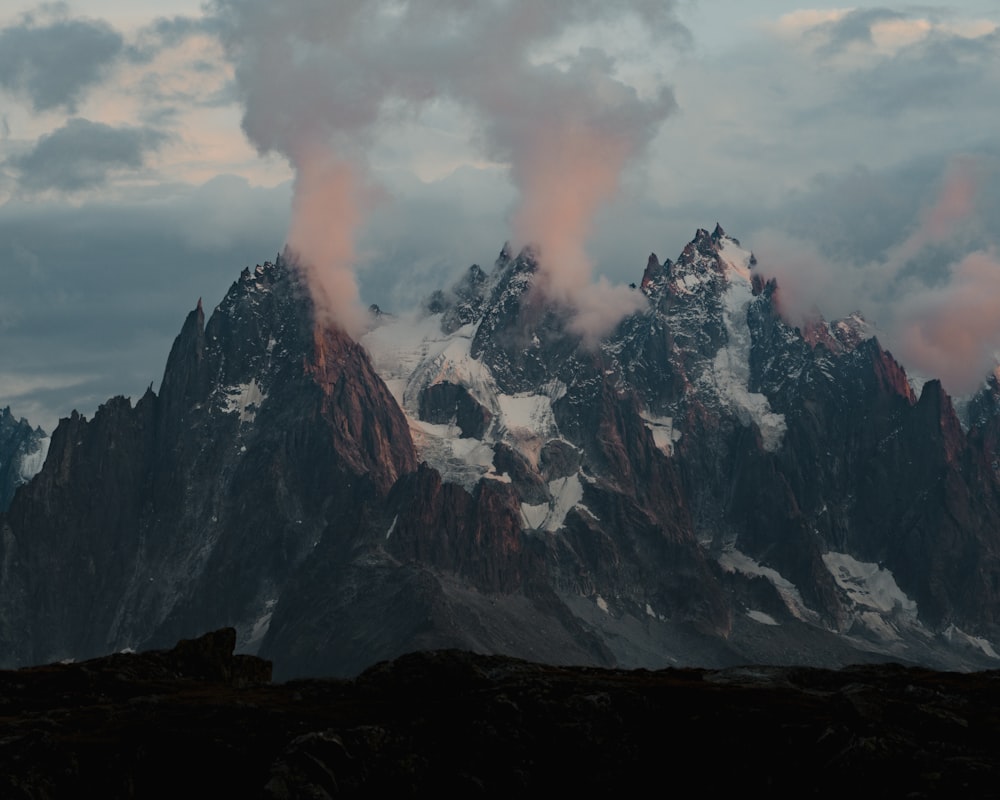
[363,284,587,528]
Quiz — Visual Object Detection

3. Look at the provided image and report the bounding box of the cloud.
[0,9,123,112]
[894,249,1000,395]
[843,28,1000,117]
[130,14,226,61]
[444,31,676,305]
[6,118,167,192]
[568,277,648,345]
[809,8,909,55]
[751,152,1000,394]
[212,0,403,335]
[895,156,979,258]
[212,0,682,337]
[0,371,96,401]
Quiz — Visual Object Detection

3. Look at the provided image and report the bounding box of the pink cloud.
[286,142,377,337]
[894,158,978,263]
[895,249,1000,395]
[217,0,679,338]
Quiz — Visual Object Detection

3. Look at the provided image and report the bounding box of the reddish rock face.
[308,322,417,495]
[384,464,530,594]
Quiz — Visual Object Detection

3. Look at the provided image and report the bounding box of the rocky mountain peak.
[639,252,663,294]
[6,224,1000,679]
[0,407,49,512]
[798,311,874,356]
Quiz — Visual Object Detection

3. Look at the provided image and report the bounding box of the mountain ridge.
[4,228,1000,677]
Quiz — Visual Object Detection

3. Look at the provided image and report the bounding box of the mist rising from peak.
[212,0,682,338]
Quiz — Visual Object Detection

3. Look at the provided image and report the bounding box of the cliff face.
[0,257,419,670]
[0,407,48,513]
[5,229,1000,678]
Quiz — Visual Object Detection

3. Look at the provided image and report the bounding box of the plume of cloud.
[212,0,401,335]
[285,144,376,335]
[212,0,679,338]
[425,2,678,334]
[904,157,977,249]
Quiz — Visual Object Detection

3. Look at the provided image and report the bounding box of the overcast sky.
[1,1,998,431]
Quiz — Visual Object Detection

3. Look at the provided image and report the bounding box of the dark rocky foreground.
[3,630,1000,797]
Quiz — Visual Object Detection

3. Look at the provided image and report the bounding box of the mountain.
[3,228,1000,677]
[0,407,48,513]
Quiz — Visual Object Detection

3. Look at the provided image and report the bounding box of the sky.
[1,1,998,432]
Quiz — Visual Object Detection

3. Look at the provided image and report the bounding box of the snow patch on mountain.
[363,310,572,489]
[363,313,465,405]
[408,417,500,489]
[709,238,786,451]
[521,473,586,532]
[942,624,999,659]
[823,552,917,618]
[364,314,498,419]
[823,551,919,640]
[222,380,266,423]
[746,610,780,626]
[718,546,818,623]
[640,413,678,455]
[364,313,497,486]
[718,238,753,283]
[245,597,277,653]
[497,388,560,441]
[18,434,49,481]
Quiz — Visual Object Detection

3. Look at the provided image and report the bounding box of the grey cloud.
[779,165,931,264]
[810,8,907,54]
[842,29,1000,117]
[358,166,515,312]
[143,14,224,47]
[0,12,123,112]
[128,14,226,63]
[7,118,168,192]
[134,72,237,110]
[767,149,1000,268]
[792,18,1000,122]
